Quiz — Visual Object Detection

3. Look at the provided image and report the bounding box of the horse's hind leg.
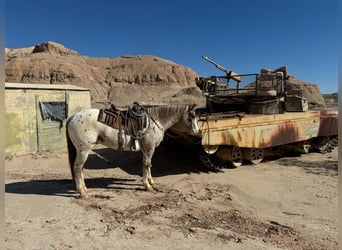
[74,149,90,198]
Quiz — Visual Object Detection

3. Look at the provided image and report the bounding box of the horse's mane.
[146,104,189,124]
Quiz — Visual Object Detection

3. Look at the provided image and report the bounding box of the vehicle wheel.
[330,136,338,147]
[312,136,330,153]
[313,136,338,154]
[198,145,243,169]
[302,143,311,153]
[210,146,243,168]
[230,146,243,167]
[198,146,228,171]
[295,141,311,154]
[203,145,219,154]
[243,148,264,164]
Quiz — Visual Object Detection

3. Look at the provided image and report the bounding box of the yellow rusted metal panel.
[198,110,338,148]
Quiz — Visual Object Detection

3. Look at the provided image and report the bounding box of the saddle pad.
[97,108,149,138]
[97,109,122,129]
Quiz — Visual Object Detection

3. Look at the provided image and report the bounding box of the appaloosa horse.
[66,103,198,198]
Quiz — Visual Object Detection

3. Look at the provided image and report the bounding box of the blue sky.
[5,0,338,93]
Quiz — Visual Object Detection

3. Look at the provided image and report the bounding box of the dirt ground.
[5,141,337,250]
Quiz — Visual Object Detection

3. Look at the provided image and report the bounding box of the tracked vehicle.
[172,56,338,170]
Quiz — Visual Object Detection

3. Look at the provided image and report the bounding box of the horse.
[66,103,199,198]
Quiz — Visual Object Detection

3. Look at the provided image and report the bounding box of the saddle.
[97,102,149,150]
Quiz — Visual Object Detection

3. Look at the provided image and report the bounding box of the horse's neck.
[157,115,181,131]
[151,106,183,131]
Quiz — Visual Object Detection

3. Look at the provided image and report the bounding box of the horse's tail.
[66,118,76,183]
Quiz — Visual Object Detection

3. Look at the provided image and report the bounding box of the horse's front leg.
[142,147,156,191]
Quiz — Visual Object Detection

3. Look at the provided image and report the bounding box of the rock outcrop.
[286,76,325,106]
[32,41,79,56]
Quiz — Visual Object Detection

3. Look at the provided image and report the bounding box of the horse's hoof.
[80,192,90,199]
[145,186,154,192]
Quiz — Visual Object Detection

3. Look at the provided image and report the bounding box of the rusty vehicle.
[169,56,338,170]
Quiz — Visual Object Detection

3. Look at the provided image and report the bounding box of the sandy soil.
[5,142,338,250]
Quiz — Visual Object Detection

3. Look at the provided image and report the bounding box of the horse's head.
[170,104,199,136]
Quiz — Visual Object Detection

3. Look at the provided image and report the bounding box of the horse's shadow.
[5,144,209,197]
[5,179,77,197]
[5,177,143,198]
[85,143,207,176]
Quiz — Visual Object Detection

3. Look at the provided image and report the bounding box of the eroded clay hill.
[5,41,330,107]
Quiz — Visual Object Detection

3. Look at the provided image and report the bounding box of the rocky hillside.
[5,41,331,108]
[322,93,338,108]
[5,41,199,106]
[285,75,325,107]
